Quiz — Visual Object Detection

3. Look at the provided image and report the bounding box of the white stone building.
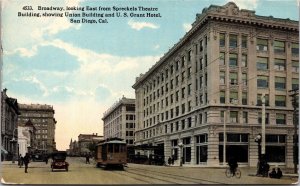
[132,2,298,167]
[102,96,136,154]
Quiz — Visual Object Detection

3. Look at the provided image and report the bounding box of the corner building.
[132,2,299,167]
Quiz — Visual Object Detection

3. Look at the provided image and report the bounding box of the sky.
[1,0,299,150]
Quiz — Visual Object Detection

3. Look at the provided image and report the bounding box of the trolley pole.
[289,88,298,174]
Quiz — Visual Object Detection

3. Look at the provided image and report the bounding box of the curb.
[248,173,299,179]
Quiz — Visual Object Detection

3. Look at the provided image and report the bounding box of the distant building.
[1,88,21,160]
[77,133,103,156]
[102,96,135,154]
[132,2,298,167]
[18,103,57,154]
[68,139,79,156]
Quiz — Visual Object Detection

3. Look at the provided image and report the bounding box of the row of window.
[219,34,247,48]
[142,108,294,134]
[219,53,299,73]
[219,33,299,56]
[126,131,134,136]
[126,114,135,120]
[36,129,48,134]
[170,133,285,145]
[144,87,194,115]
[36,135,48,139]
[104,108,122,121]
[220,111,290,125]
[257,76,299,91]
[126,123,135,128]
[143,72,208,107]
[143,101,193,127]
[143,35,209,96]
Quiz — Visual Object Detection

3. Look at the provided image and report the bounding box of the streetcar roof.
[97,140,126,145]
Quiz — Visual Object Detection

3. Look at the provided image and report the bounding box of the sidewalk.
[146,163,299,180]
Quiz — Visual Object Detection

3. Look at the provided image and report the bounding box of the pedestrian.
[18,154,22,167]
[19,154,24,168]
[228,156,238,176]
[23,153,30,173]
[276,168,283,179]
[85,154,90,164]
[168,156,171,165]
[264,163,270,177]
[269,168,276,178]
[44,155,48,164]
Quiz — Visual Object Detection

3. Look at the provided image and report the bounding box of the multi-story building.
[18,104,57,153]
[132,2,298,167]
[1,88,21,160]
[77,133,103,156]
[102,96,136,154]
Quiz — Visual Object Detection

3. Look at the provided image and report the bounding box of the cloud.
[227,0,259,10]
[2,0,82,55]
[4,38,161,104]
[183,23,192,32]
[128,19,159,31]
[153,45,160,50]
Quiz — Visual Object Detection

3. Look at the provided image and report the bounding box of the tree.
[87,142,97,155]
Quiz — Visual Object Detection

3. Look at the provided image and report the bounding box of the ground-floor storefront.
[135,125,298,168]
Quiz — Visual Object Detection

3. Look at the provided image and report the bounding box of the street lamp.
[255,134,262,175]
[178,141,183,167]
[9,128,18,163]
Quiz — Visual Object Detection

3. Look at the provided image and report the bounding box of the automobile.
[51,151,69,172]
[32,153,44,162]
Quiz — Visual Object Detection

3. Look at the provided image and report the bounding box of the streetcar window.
[114,144,120,153]
[120,145,126,152]
[108,144,113,153]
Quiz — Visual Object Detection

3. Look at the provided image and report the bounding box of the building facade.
[102,96,136,153]
[18,104,57,153]
[1,89,21,160]
[77,133,103,156]
[132,2,298,167]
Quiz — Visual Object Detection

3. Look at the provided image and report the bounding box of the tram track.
[121,166,227,184]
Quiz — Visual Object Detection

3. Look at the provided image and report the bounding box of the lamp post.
[255,134,262,175]
[178,141,183,167]
[261,94,266,157]
[10,128,18,163]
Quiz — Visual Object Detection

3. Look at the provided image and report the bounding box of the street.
[1,157,298,184]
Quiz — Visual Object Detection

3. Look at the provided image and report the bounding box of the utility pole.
[261,94,266,157]
[289,88,299,174]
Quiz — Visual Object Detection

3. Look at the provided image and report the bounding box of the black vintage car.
[51,151,69,172]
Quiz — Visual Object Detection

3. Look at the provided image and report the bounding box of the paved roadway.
[1,157,298,184]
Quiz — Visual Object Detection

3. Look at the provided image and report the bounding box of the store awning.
[1,146,8,154]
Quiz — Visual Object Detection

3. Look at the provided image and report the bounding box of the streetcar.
[95,138,127,169]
